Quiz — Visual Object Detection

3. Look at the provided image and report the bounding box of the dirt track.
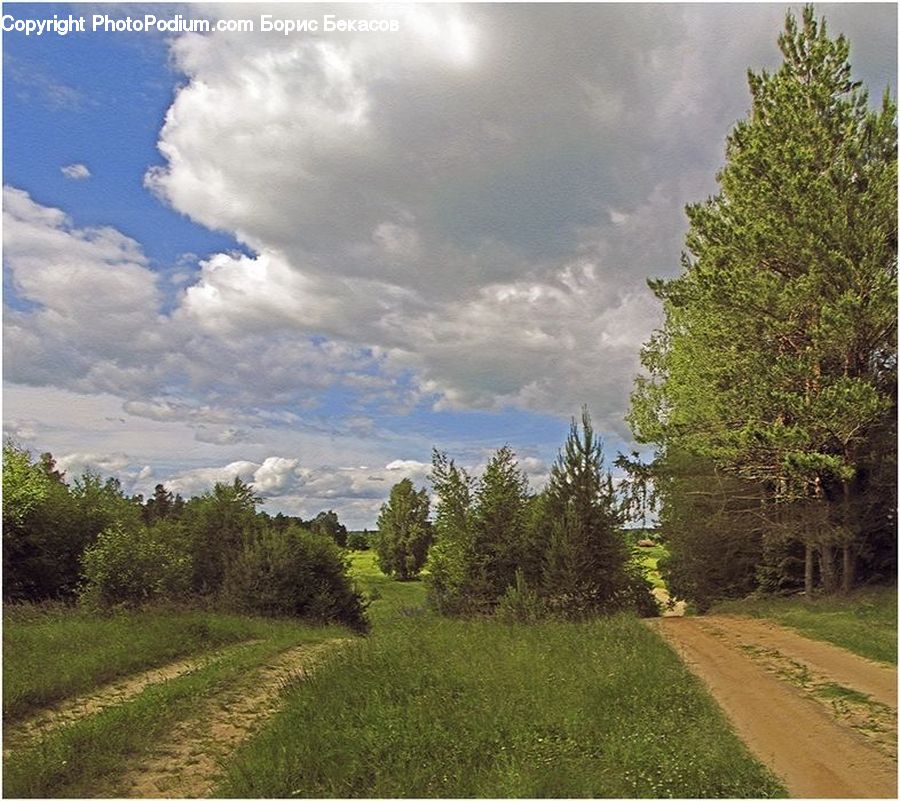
[112,639,348,798]
[652,616,898,798]
[2,641,256,756]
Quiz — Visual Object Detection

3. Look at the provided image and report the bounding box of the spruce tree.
[541,408,631,613]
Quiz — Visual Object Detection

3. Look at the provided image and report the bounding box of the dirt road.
[2,641,257,756]
[651,616,897,798]
[112,639,348,798]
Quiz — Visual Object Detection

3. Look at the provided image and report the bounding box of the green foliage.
[3,442,50,527]
[79,521,193,608]
[425,450,477,614]
[540,409,656,616]
[375,479,432,580]
[310,510,349,548]
[222,525,369,633]
[346,532,371,551]
[3,445,142,602]
[629,7,897,597]
[181,478,263,595]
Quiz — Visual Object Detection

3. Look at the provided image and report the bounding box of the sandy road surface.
[2,641,256,755]
[651,616,897,798]
[112,638,349,798]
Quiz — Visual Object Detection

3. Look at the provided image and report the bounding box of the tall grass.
[220,614,784,798]
[711,585,897,665]
[3,604,335,720]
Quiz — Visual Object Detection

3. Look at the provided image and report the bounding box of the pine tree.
[630,6,896,595]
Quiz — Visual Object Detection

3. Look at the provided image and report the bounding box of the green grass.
[3,615,346,798]
[636,543,669,590]
[219,614,784,798]
[349,550,428,626]
[711,585,897,665]
[2,604,306,721]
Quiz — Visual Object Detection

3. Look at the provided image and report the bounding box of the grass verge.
[2,604,302,721]
[219,614,785,798]
[711,585,897,665]
[3,617,346,798]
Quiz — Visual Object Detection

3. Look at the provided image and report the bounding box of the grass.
[349,549,428,626]
[219,614,784,798]
[3,615,346,798]
[636,543,669,590]
[2,604,304,721]
[711,585,897,665]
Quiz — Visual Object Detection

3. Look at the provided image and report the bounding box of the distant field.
[711,586,898,665]
[348,549,428,625]
[635,542,669,590]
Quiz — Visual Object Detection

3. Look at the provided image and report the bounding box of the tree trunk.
[842,545,855,594]
[804,542,814,596]
[819,544,838,594]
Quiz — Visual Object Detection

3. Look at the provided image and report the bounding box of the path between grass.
[651,616,897,798]
[110,638,349,798]
[2,640,258,757]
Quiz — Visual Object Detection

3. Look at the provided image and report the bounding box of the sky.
[3,2,897,528]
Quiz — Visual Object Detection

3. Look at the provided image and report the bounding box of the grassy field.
[220,613,783,798]
[711,585,897,665]
[636,543,669,590]
[218,551,784,798]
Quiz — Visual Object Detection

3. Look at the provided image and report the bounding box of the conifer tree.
[541,408,632,613]
[630,7,896,595]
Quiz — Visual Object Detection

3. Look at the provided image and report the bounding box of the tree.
[375,479,432,580]
[425,450,475,613]
[540,408,645,614]
[222,524,369,633]
[310,510,348,548]
[182,477,262,594]
[630,7,896,596]
[469,445,532,599]
[80,520,193,608]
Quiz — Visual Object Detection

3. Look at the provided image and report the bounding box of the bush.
[347,532,370,551]
[223,526,369,633]
[79,521,192,608]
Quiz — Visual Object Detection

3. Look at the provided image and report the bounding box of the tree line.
[625,7,896,609]
[2,444,368,631]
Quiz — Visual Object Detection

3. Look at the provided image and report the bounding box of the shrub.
[347,532,371,551]
[223,526,369,633]
[79,521,192,608]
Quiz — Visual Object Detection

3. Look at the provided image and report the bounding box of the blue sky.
[3,2,896,526]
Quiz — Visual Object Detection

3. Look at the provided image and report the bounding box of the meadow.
[218,551,784,798]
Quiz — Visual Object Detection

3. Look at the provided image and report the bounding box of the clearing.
[652,615,898,798]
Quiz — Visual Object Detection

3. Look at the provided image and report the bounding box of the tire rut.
[111,638,349,798]
[651,617,897,798]
[2,641,258,756]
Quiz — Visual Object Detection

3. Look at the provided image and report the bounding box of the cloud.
[61,163,91,180]
[140,3,900,432]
